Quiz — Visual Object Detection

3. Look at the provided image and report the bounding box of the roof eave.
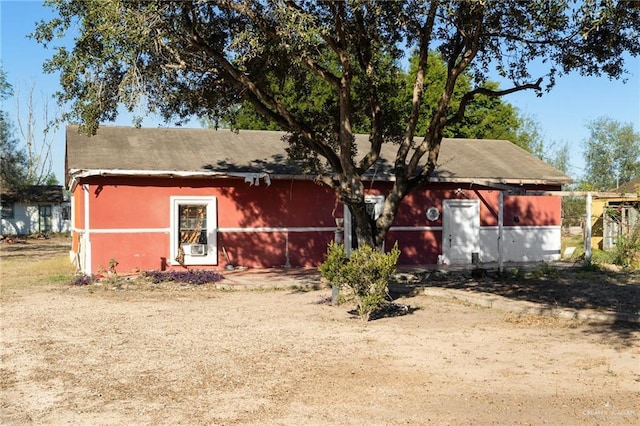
[428,177,573,186]
[67,168,323,191]
[68,168,572,192]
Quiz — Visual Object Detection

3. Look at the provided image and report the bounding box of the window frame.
[169,196,218,266]
[61,204,71,221]
[1,201,14,219]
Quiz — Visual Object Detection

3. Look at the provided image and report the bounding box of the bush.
[611,223,640,270]
[71,274,94,286]
[143,270,224,285]
[318,242,400,321]
[317,241,347,286]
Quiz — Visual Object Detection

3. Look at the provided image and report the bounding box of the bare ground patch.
[1,238,639,424]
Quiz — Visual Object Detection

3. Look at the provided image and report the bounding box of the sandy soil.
[1,238,639,425]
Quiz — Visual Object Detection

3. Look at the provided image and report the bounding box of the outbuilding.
[589,178,639,250]
[65,125,571,274]
[1,185,70,236]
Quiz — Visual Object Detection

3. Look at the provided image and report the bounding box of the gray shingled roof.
[66,125,572,186]
[1,185,65,203]
[611,178,640,194]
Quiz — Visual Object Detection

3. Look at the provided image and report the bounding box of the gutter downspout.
[498,191,504,272]
[83,184,92,275]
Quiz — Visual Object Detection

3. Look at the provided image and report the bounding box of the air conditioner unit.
[189,244,207,256]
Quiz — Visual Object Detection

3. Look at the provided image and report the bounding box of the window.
[1,202,14,219]
[179,205,208,245]
[170,196,218,266]
[39,205,53,232]
[61,205,70,221]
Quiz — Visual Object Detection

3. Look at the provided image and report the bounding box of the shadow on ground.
[0,236,70,260]
[391,264,639,315]
[390,263,640,343]
[581,319,639,348]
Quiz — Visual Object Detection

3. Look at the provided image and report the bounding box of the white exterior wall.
[479,226,562,263]
[52,204,71,233]
[1,202,71,235]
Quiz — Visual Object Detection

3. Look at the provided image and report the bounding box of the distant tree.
[0,119,26,191]
[14,81,59,185]
[0,68,10,99]
[548,143,570,176]
[510,112,573,172]
[513,113,545,158]
[35,1,640,248]
[511,113,577,224]
[0,68,28,191]
[1,70,58,190]
[583,117,639,191]
[544,142,581,227]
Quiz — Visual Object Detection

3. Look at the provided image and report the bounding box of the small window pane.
[179,205,207,244]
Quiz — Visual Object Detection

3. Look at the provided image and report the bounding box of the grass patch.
[561,234,634,269]
[0,255,77,295]
[561,234,585,260]
[591,249,616,265]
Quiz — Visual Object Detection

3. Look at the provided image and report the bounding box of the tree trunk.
[348,201,376,249]
[339,174,377,250]
[373,184,407,249]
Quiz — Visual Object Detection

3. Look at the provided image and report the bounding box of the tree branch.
[396,1,439,173]
[447,77,543,126]
[332,1,358,179]
[408,3,485,187]
[282,0,342,89]
[354,8,384,173]
[181,3,344,171]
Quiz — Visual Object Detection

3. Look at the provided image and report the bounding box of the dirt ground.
[1,237,639,425]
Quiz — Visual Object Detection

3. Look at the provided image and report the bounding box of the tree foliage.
[227,51,524,144]
[34,0,640,248]
[582,117,639,191]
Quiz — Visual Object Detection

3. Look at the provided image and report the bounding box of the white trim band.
[389,226,443,232]
[82,227,171,234]
[219,227,336,233]
[480,225,561,231]
[74,225,560,234]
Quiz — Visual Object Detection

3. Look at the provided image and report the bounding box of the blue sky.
[2,0,639,185]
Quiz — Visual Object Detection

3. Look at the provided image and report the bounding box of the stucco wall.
[479,226,562,263]
[72,177,338,273]
[70,177,563,274]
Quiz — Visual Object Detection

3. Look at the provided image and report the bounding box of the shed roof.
[0,185,65,203]
[611,178,640,194]
[66,125,572,187]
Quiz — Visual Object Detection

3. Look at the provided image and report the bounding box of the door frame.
[442,199,480,265]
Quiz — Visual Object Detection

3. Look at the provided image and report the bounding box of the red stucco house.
[65,125,572,275]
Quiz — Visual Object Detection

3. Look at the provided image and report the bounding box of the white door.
[443,199,480,264]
